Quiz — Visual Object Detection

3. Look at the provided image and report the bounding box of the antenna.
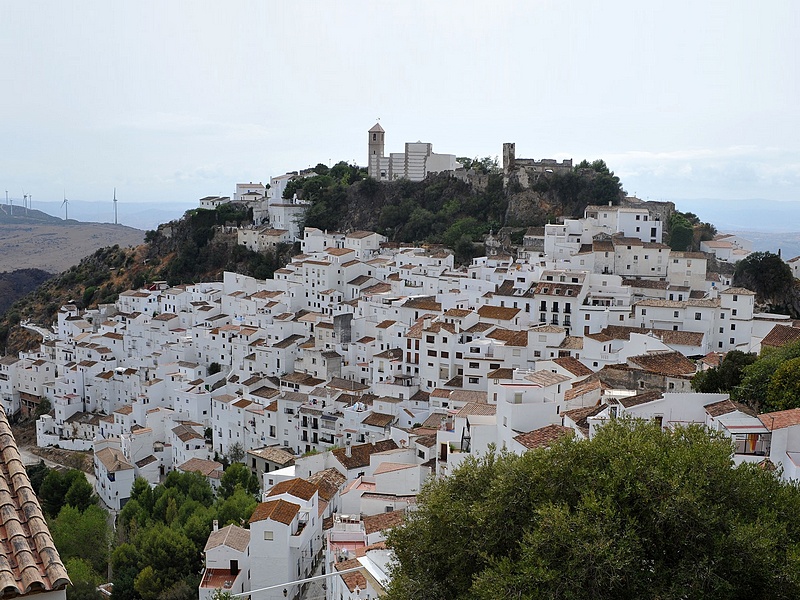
[62,191,69,221]
[113,188,118,225]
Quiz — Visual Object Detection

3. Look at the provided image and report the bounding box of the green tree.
[732,340,800,412]
[227,442,246,464]
[65,472,96,511]
[26,460,50,494]
[51,504,111,576]
[39,469,88,517]
[766,356,800,412]
[668,212,694,251]
[34,396,52,419]
[734,252,795,304]
[386,419,800,600]
[218,463,259,499]
[692,350,757,393]
[216,487,258,526]
[65,557,103,600]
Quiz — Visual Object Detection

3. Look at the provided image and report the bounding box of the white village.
[3,127,800,600]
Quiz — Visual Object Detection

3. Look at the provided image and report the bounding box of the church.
[367,123,459,182]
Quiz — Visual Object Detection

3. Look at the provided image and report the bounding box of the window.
[733,294,738,301]
[731,324,736,331]
[427,350,437,357]
[468,377,479,384]
[469,362,479,369]
[264,531,274,540]
[513,392,523,404]
[732,309,738,316]
[695,312,701,320]
[641,309,647,316]
[730,338,735,344]
[673,311,679,318]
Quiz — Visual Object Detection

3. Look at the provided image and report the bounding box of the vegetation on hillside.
[112,469,258,600]
[0,268,53,315]
[0,204,292,355]
[666,210,717,252]
[27,462,109,600]
[386,419,800,600]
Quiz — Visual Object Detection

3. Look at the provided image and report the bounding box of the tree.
[385,419,800,600]
[51,504,111,576]
[218,463,259,500]
[766,356,800,412]
[668,212,694,251]
[692,350,757,393]
[64,557,103,600]
[39,469,91,517]
[227,442,246,464]
[732,340,800,412]
[734,252,795,304]
[34,396,52,419]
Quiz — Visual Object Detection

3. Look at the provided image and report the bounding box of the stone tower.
[368,122,385,178]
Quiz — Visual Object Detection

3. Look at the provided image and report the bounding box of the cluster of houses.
[4,189,800,599]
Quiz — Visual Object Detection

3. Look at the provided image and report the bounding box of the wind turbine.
[62,192,69,221]
[22,188,28,215]
[113,188,118,225]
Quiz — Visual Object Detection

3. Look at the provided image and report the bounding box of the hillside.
[0,208,145,273]
[0,161,690,354]
[0,203,292,354]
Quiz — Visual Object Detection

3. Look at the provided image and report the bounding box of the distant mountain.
[0,216,144,274]
[31,199,197,230]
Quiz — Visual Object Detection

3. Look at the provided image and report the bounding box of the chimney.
[346,439,352,457]
[213,519,219,532]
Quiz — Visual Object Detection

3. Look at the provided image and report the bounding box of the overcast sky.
[1,0,798,209]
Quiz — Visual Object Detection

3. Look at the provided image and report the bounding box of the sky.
[1,0,798,218]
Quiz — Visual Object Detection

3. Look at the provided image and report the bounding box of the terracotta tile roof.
[247,446,296,466]
[414,434,437,448]
[704,398,755,417]
[553,356,593,377]
[618,390,663,408]
[335,559,367,592]
[562,403,606,435]
[0,408,70,595]
[363,509,405,534]
[759,408,800,431]
[514,424,573,449]
[455,403,496,417]
[761,324,800,349]
[600,325,705,347]
[402,296,441,311]
[249,499,300,525]
[523,371,571,387]
[622,278,669,290]
[373,462,415,475]
[627,352,696,377]
[204,524,250,553]
[486,329,528,346]
[559,336,584,350]
[564,377,605,402]
[477,305,521,320]
[267,478,318,501]
[307,468,347,502]
[96,447,134,472]
[172,424,204,443]
[487,368,515,380]
[361,412,396,428]
[178,458,223,477]
[333,440,399,470]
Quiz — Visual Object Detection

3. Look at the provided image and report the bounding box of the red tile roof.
[249,499,300,525]
[0,408,70,595]
[513,424,573,449]
[759,408,800,431]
